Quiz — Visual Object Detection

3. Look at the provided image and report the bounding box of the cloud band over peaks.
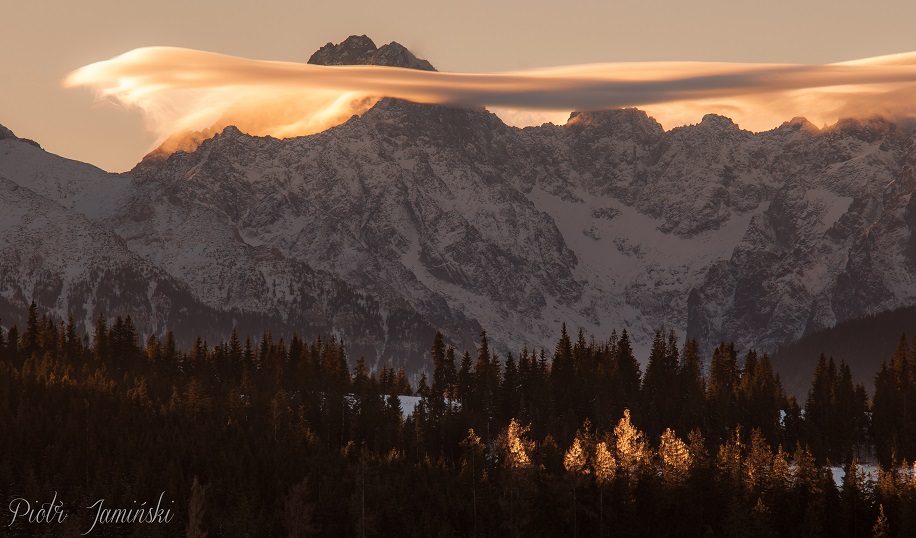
[66,46,916,142]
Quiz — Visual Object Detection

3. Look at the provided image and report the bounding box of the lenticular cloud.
[66,46,916,143]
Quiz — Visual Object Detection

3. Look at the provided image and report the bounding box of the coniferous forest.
[4,303,916,536]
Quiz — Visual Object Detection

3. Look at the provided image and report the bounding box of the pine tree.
[678,338,706,435]
[459,429,486,537]
[841,459,872,538]
[738,351,784,447]
[834,361,859,460]
[443,346,458,401]
[430,331,448,400]
[551,323,575,421]
[890,334,914,457]
[873,504,889,538]
[21,301,39,358]
[474,331,500,440]
[805,353,838,462]
[642,330,679,440]
[500,352,521,425]
[5,326,19,367]
[614,330,642,421]
[707,342,739,445]
[457,350,474,411]
[744,428,773,496]
[229,327,242,366]
[92,312,108,367]
[64,315,79,359]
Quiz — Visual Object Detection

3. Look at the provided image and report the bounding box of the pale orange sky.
[3,0,916,172]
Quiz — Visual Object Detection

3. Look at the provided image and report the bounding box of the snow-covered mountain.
[4,36,916,371]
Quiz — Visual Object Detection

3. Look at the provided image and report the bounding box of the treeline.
[2,304,916,536]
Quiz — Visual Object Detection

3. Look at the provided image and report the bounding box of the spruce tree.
[500,352,520,425]
[707,342,738,445]
[21,301,39,358]
[551,323,575,420]
[804,353,837,462]
[614,330,642,422]
[642,330,679,440]
[678,338,706,435]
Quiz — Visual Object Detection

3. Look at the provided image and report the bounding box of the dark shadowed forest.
[4,303,916,536]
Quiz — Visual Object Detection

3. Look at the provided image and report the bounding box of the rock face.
[3,38,916,372]
[308,35,436,71]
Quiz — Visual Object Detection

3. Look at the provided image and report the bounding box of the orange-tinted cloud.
[65,46,916,143]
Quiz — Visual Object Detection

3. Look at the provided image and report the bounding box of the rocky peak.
[371,42,436,71]
[356,98,508,153]
[828,116,901,143]
[699,113,740,130]
[308,35,436,71]
[566,108,664,141]
[779,117,819,133]
[308,35,378,66]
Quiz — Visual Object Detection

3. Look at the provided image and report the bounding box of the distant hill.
[771,305,916,398]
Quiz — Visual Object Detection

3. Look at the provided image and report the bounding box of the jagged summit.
[566,109,664,140]
[699,113,740,130]
[776,117,819,133]
[308,35,377,66]
[308,35,436,71]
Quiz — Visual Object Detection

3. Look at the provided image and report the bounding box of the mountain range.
[3,35,916,378]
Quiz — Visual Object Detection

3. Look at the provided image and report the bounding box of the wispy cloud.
[66,46,916,142]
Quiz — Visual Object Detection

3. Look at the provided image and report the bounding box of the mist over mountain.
[3,36,916,378]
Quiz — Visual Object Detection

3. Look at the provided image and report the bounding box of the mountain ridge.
[3,37,916,375]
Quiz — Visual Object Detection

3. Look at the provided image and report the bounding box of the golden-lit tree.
[658,428,692,487]
[593,441,617,486]
[744,429,774,495]
[497,419,535,537]
[614,409,651,483]
[715,427,744,492]
[564,428,591,538]
[501,418,533,470]
[873,504,889,538]
[564,436,589,476]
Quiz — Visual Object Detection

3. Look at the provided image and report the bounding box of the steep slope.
[0,170,234,344]
[688,118,916,354]
[0,127,440,366]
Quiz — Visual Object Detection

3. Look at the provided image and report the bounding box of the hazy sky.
[4,0,916,172]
